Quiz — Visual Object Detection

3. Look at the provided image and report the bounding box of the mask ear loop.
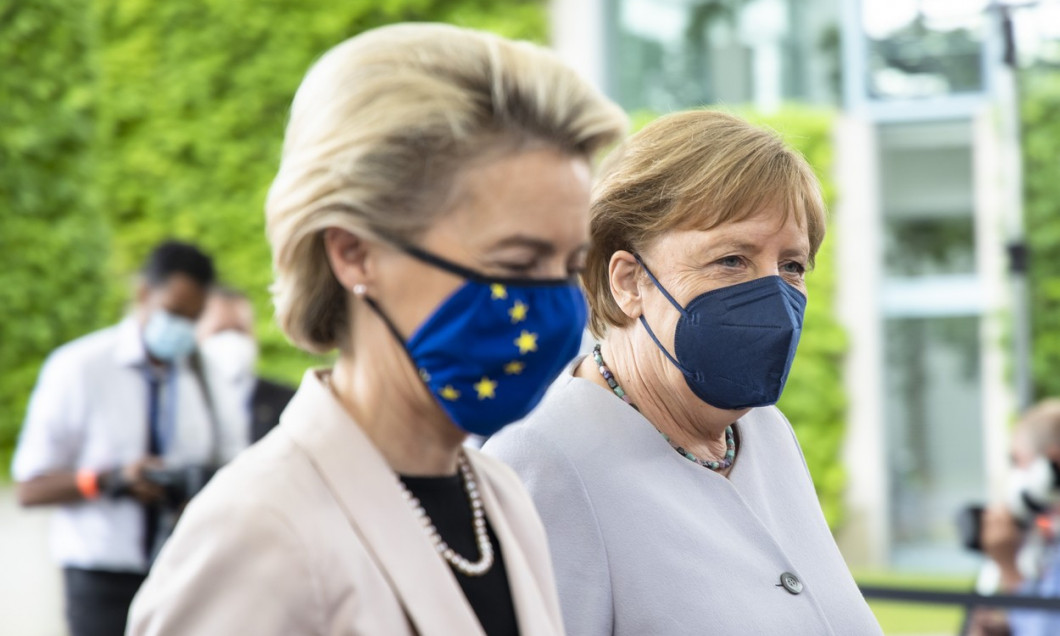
[397,241,575,288]
[354,286,433,385]
[632,254,698,380]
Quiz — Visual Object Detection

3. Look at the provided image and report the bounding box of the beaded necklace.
[322,371,494,576]
[592,344,736,471]
[396,452,494,576]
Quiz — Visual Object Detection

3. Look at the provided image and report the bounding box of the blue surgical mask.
[364,244,587,437]
[143,310,198,362]
[636,255,806,410]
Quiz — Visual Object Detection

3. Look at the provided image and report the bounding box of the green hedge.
[1,0,547,477]
[632,107,847,528]
[0,0,111,475]
[750,108,847,530]
[1023,70,1060,400]
[94,0,549,384]
[5,3,848,522]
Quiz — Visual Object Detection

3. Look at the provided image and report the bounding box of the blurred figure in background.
[11,240,222,636]
[972,400,1060,636]
[197,287,295,444]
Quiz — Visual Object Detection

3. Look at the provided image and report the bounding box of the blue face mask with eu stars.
[363,243,587,437]
[635,254,806,411]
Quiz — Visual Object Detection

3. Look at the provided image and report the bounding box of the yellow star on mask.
[490,284,508,300]
[508,300,529,324]
[514,330,538,355]
[474,376,497,400]
[439,385,461,401]
[504,360,525,375]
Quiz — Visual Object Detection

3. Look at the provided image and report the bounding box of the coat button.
[779,571,803,595]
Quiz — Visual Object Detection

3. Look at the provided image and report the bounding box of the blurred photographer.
[11,241,221,636]
[971,400,1060,636]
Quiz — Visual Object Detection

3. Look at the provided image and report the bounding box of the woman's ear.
[609,250,642,319]
[323,228,372,294]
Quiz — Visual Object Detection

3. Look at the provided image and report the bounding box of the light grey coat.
[484,364,882,635]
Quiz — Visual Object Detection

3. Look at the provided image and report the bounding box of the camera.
[958,457,1060,552]
[143,464,218,508]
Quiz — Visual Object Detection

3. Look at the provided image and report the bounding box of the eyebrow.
[487,235,557,254]
[711,241,809,260]
[780,247,810,260]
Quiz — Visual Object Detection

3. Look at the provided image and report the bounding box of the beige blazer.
[128,370,565,635]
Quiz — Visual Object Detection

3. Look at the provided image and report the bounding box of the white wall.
[833,115,890,567]
[0,487,66,636]
[973,105,1022,502]
[549,0,608,91]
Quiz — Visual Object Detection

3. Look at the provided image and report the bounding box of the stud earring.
[352,284,367,297]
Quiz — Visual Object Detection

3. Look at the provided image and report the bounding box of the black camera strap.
[189,351,223,468]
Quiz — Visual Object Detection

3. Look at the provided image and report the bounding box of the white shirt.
[12,317,239,573]
[200,360,254,460]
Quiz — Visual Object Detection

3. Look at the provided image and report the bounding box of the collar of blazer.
[280,369,560,636]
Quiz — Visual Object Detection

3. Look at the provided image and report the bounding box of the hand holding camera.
[97,455,166,503]
[141,464,217,507]
[959,457,1060,550]
[979,505,1027,592]
[97,456,216,507]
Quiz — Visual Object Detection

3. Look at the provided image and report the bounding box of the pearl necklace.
[592,344,737,471]
[396,452,495,576]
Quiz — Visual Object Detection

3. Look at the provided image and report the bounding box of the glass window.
[608,0,840,112]
[879,120,976,277]
[862,0,987,100]
[884,315,984,571]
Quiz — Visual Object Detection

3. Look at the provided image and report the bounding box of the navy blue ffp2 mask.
[364,244,587,437]
[635,255,806,410]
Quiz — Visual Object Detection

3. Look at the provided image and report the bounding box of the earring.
[352,284,367,297]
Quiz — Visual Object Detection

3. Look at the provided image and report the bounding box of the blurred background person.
[196,287,295,445]
[485,109,881,634]
[127,22,626,635]
[969,400,1060,636]
[11,240,220,636]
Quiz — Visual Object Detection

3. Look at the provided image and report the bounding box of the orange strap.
[76,469,100,500]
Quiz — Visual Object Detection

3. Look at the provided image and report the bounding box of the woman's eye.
[497,261,536,275]
[717,255,744,268]
[782,261,806,276]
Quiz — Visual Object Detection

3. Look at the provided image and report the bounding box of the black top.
[399,473,520,636]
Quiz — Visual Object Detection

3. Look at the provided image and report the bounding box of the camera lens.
[956,505,985,552]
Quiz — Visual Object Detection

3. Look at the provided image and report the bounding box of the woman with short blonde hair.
[486,109,882,634]
[130,23,625,636]
[267,24,626,355]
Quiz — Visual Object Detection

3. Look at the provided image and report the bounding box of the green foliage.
[751,107,848,530]
[1,0,547,477]
[0,0,111,475]
[94,0,549,384]
[854,569,974,634]
[629,106,847,528]
[1023,70,1060,400]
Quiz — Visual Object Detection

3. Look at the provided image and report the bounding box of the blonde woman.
[484,110,882,634]
[128,23,625,635]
